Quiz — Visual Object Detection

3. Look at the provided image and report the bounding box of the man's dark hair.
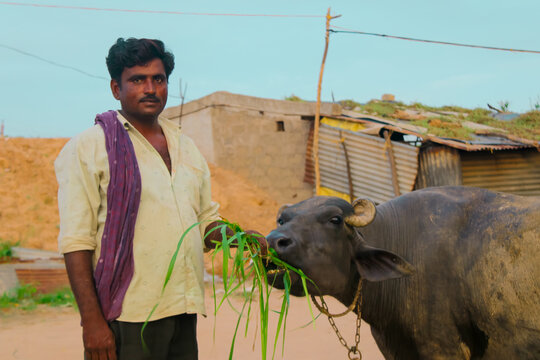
[106,37,175,83]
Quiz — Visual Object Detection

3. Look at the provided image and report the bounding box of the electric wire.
[0,43,108,80]
[0,43,181,98]
[2,2,539,104]
[0,2,324,18]
[3,2,539,54]
[330,25,540,54]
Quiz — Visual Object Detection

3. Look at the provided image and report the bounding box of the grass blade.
[147,219,315,359]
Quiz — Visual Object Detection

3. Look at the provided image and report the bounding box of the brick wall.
[179,106,314,205]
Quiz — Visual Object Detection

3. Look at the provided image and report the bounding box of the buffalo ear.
[353,244,415,282]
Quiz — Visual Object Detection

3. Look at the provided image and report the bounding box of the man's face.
[111,58,168,121]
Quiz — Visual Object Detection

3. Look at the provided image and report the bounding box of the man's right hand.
[64,250,117,360]
[82,318,117,360]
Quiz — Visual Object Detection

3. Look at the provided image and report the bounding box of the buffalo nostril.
[277,237,292,249]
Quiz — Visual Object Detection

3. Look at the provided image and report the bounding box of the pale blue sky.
[1,0,540,137]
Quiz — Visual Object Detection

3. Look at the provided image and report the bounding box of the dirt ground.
[0,137,384,359]
[0,284,384,360]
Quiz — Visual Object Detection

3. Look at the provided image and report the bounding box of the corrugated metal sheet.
[461,149,540,196]
[318,123,419,204]
[466,134,526,146]
[339,113,539,151]
[416,146,462,189]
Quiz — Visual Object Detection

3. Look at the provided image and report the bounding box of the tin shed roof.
[339,111,539,151]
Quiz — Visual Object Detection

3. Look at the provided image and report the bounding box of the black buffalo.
[266,186,540,359]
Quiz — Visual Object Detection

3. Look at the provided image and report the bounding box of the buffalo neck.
[334,263,362,309]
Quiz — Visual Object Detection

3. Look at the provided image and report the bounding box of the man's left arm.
[203,222,267,254]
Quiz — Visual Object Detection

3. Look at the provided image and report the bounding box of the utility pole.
[314,8,341,195]
[178,78,187,128]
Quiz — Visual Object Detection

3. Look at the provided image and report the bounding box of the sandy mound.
[209,163,278,235]
[0,137,279,252]
[0,137,68,250]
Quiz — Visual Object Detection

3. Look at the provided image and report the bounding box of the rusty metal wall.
[318,123,419,204]
[416,146,462,189]
[461,149,540,196]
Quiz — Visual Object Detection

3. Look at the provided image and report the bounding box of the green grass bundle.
[142,220,314,360]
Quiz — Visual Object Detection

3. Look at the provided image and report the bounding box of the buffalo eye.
[277,218,284,226]
[329,216,343,225]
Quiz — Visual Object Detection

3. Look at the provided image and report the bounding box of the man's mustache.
[139,95,160,102]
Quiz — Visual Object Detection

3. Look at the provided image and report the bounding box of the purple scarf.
[94,110,141,321]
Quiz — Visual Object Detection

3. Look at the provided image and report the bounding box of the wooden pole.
[339,131,355,202]
[178,79,187,127]
[314,8,340,195]
[384,130,401,197]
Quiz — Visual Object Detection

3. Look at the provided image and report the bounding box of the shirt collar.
[115,111,131,131]
[114,111,179,135]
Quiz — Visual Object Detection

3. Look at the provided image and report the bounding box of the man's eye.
[132,78,142,84]
[329,216,342,225]
[155,77,164,83]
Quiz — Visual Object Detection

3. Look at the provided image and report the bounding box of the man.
[55,38,261,360]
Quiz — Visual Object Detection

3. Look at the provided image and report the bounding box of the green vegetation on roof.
[412,102,473,114]
[410,110,540,142]
[340,99,405,117]
[470,110,540,141]
[283,95,540,142]
[361,101,403,117]
[349,99,539,142]
[339,99,363,110]
[410,117,476,140]
[284,94,306,102]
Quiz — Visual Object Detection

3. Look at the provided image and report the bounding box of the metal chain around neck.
[311,280,363,360]
[311,279,362,318]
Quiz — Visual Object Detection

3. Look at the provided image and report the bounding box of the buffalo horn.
[345,198,377,227]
